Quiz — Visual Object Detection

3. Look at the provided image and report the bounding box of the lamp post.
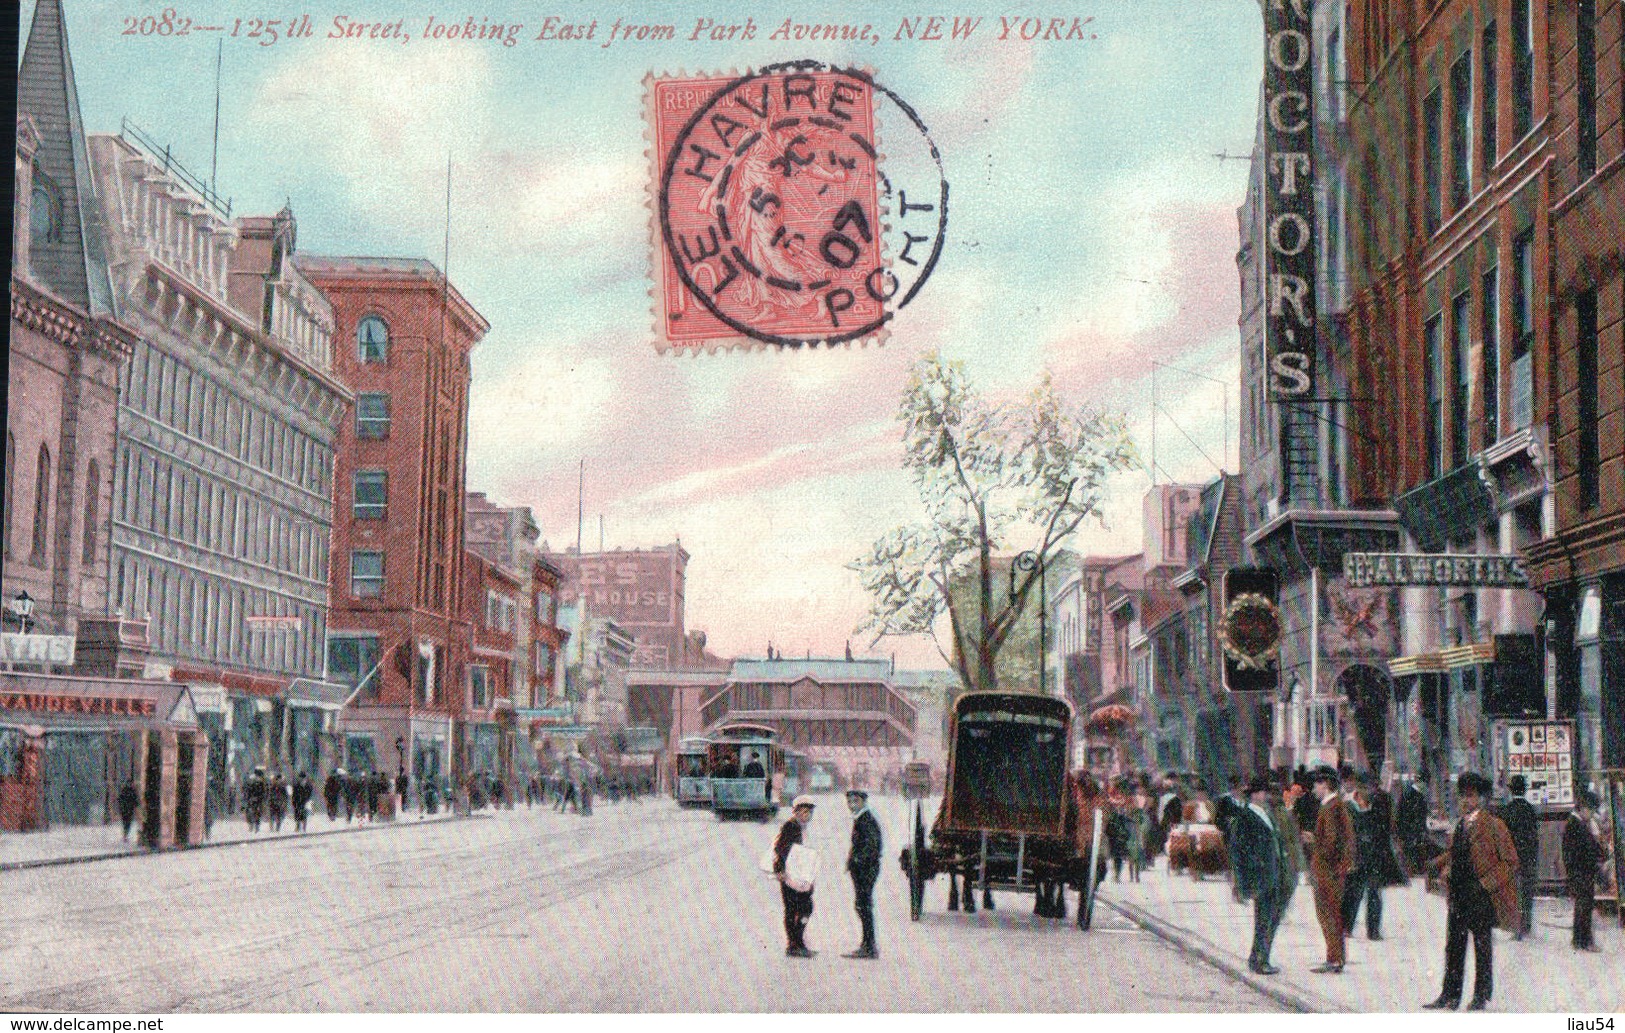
[395,735,405,776]
[1010,552,1047,696]
[9,591,36,635]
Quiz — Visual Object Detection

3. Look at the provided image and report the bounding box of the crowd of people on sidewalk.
[1094,764,1615,1012]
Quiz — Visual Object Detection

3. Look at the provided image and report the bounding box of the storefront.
[0,673,208,848]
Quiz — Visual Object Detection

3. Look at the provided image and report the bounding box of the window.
[3,433,12,559]
[350,550,384,598]
[353,470,386,520]
[1512,0,1533,139]
[1452,292,1472,468]
[1481,20,1498,171]
[1424,88,1443,233]
[326,633,380,698]
[81,459,100,564]
[31,444,51,564]
[1578,290,1599,509]
[1450,51,1473,210]
[29,174,61,245]
[469,665,490,709]
[1577,1,1597,177]
[1512,231,1535,428]
[357,315,389,363]
[356,393,391,439]
[1425,313,1444,477]
[1481,267,1500,447]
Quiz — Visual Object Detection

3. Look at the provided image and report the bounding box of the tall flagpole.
[577,459,585,554]
[210,38,223,191]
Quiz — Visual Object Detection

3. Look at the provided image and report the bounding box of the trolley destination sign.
[1343,552,1530,589]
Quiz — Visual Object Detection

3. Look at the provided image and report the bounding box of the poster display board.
[1494,719,1574,807]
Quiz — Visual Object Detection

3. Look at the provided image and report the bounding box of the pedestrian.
[775,796,818,957]
[243,767,267,833]
[1304,767,1353,974]
[1126,789,1152,881]
[1341,773,1387,941]
[580,773,595,816]
[1498,775,1540,939]
[118,778,139,841]
[1562,788,1606,953]
[527,772,540,807]
[1423,772,1520,1011]
[424,776,440,815]
[1105,797,1129,881]
[267,771,288,832]
[843,788,882,959]
[492,776,506,809]
[292,771,313,833]
[362,770,379,820]
[1232,775,1288,975]
[323,768,342,821]
[343,768,362,822]
[1396,776,1430,873]
[395,769,410,812]
[1293,770,1322,833]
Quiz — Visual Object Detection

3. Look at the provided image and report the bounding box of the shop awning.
[1387,641,1496,676]
[283,678,351,711]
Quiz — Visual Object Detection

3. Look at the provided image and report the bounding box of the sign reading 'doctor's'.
[1264,0,1316,399]
[1343,553,1530,588]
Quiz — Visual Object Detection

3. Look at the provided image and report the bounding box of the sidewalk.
[1099,859,1624,1013]
[0,806,466,871]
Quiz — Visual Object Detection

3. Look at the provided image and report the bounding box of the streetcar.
[807,761,836,794]
[707,723,782,821]
[675,736,713,808]
[899,691,1106,928]
[781,749,808,802]
[901,760,933,800]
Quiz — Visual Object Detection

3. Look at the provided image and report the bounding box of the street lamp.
[9,591,36,635]
[395,735,406,775]
[1010,552,1048,697]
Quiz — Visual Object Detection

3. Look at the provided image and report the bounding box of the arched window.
[357,315,389,363]
[31,444,52,565]
[82,459,101,564]
[30,173,62,246]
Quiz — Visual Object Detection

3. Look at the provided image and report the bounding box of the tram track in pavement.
[3,808,712,1013]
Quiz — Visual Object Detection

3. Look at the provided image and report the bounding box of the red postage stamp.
[647,65,891,353]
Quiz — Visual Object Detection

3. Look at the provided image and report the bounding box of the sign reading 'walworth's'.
[1343,553,1531,589]
[1264,0,1317,399]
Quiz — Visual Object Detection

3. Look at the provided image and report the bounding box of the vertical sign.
[1265,0,1317,399]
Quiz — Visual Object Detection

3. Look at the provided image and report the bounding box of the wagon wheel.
[908,802,926,921]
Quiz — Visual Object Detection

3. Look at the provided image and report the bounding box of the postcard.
[4,0,1623,1019]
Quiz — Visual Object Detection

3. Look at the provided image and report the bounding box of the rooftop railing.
[119,117,232,218]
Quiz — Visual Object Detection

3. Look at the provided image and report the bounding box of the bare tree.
[850,351,1136,693]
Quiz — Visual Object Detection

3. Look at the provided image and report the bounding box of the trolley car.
[899,691,1106,928]
[781,750,808,801]
[901,760,933,800]
[707,723,782,821]
[675,736,713,808]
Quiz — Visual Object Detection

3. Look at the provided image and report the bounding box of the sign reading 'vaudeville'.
[1343,553,1530,588]
[1264,0,1316,399]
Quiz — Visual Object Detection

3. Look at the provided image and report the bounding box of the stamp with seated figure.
[647,61,947,353]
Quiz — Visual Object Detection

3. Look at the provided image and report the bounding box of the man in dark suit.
[1231,775,1287,974]
[844,788,883,959]
[1498,775,1540,939]
[1425,772,1521,1011]
[1216,774,1246,853]
[1396,777,1429,873]
[1305,767,1354,973]
[1563,789,1605,952]
[774,796,818,957]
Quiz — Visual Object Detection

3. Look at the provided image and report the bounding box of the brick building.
[547,544,689,669]
[298,256,489,785]
[1524,0,1625,773]
[1340,1,1602,792]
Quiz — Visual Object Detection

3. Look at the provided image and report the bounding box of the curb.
[1100,895,1345,1014]
[0,812,489,873]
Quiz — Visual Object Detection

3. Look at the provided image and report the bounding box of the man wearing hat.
[1424,772,1520,1010]
[844,788,883,959]
[774,796,818,958]
[1304,767,1354,973]
[1498,775,1539,939]
[1231,775,1288,974]
[1562,788,1606,952]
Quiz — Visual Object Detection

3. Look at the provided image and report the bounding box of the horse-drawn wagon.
[899,692,1107,928]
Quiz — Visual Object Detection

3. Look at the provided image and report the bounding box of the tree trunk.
[976,503,997,692]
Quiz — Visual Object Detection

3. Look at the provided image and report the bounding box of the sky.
[22,0,1265,669]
